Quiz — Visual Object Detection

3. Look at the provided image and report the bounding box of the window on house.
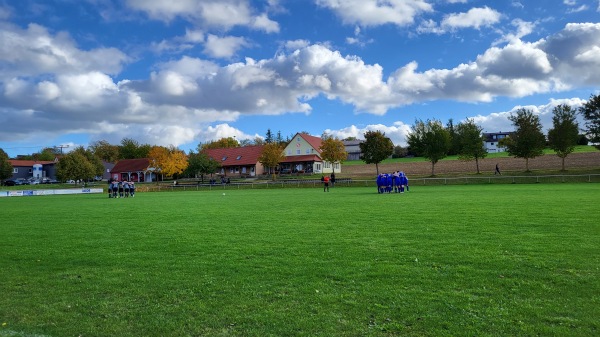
[222,156,227,161]
[287,150,291,155]
[29,168,32,173]
[13,168,18,173]
[490,142,495,146]
[493,135,497,140]
[296,149,300,155]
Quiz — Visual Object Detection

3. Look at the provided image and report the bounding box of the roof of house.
[204,145,265,166]
[483,131,514,142]
[8,160,55,167]
[296,133,323,153]
[111,158,151,173]
[281,154,322,163]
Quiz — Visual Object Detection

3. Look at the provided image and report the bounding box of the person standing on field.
[495,163,501,175]
[323,175,330,192]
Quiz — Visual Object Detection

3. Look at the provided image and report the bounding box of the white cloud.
[418,7,501,34]
[441,7,502,30]
[251,13,280,33]
[566,5,588,13]
[477,41,553,79]
[0,23,128,77]
[284,39,311,51]
[493,19,536,45]
[315,0,433,27]
[200,123,259,143]
[325,122,412,146]
[126,0,278,33]
[204,34,251,59]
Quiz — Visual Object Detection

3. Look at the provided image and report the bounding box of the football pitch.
[1,184,599,336]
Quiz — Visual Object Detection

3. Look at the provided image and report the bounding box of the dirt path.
[342,152,600,177]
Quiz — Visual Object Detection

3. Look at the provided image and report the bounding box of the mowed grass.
[1,184,599,337]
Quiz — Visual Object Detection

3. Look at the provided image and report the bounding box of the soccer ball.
[222,192,226,196]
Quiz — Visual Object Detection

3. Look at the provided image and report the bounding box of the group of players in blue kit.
[376,171,409,194]
[108,179,136,198]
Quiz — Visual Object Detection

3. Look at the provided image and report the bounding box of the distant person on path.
[323,175,330,192]
[495,163,501,175]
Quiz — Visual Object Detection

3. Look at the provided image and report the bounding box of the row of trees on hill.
[359,93,600,176]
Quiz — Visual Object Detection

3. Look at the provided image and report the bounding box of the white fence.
[0,188,104,198]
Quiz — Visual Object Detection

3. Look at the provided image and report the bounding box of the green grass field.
[1,184,599,336]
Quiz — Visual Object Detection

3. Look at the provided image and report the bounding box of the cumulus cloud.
[0,23,128,77]
[315,0,433,27]
[493,19,537,46]
[441,7,502,30]
[325,122,413,146]
[418,6,502,34]
[204,34,251,59]
[284,39,311,51]
[1,20,600,150]
[200,123,260,143]
[125,0,279,33]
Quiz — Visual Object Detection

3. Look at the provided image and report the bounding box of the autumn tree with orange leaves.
[148,146,189,182]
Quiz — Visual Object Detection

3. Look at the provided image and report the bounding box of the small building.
[8,160,57,180]
[483,132,512,153]
[204,145,266,177]
[100,161,115,181]
[342,140,362,161]
[110,158,156,182]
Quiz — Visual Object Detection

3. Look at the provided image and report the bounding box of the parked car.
[42,178,59,184]
[15,178,29,185]
[3,179,17,186]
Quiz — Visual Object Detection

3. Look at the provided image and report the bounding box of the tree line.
[357,93,600,176]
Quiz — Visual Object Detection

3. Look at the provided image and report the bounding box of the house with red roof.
[203,133,342,178]
[110,158,156,182]
[280,133,341,174]
[204,145,266,177]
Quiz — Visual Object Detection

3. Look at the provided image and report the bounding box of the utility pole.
[54,144,70,155]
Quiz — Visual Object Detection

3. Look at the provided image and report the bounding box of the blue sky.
[0,0,599,158]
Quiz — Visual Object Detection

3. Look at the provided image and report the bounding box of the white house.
[483,132,512,153]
